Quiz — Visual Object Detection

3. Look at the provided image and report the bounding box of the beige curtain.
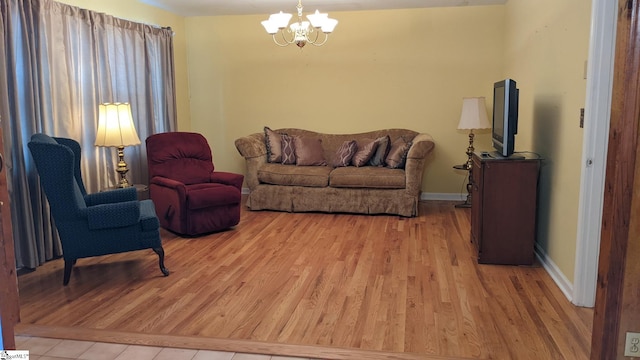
[0,0,177,269]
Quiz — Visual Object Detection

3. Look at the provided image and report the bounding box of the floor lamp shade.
[95,103,141,147]
[457,97,491,130]
[95,102,141,188]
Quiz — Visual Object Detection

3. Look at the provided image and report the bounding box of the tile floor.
[15,336,320,360]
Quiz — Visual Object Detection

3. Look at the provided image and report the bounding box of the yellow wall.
[55,0,191,131]
[185,7,505,190]
[51,0,592,285]
[503,0,591,282]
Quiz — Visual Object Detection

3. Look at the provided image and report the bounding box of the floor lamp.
[95,102,141,188]
[454,97,491,208]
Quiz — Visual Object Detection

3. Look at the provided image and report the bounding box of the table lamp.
[95,102,141,188]
[455,97,491,207]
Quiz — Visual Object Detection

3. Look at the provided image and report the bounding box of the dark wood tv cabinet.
[470,151,541,265]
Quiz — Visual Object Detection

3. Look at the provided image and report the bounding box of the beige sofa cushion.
[330,166,405,189]
[258,163,331,187]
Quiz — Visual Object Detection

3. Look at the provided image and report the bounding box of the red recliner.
[146,132,243,236]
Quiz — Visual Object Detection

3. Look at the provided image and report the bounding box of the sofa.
[234,128,435,217]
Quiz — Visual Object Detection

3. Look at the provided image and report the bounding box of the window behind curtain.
[0,0,177,269]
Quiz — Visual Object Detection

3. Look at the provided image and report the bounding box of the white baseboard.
[421,193,466,201]
[534,242,573,302]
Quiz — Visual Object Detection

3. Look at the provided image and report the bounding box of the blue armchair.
[28,134,169,285]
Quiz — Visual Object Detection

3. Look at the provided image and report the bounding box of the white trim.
[572,0,617,307]
[535,243,574,302]
[421,192,466,201]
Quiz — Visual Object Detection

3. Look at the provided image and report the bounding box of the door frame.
[573,0,617,307]
[0,127,18,350]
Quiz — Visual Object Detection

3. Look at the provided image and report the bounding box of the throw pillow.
[281,134,296,165]
[294,136,327,166]
[368,135,391,166]
[264,126,283,163]
[385,136,412,169]
[333,140,358,167]
[352,139,378,167]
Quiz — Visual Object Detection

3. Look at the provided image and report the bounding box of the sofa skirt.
[246,184,419,217]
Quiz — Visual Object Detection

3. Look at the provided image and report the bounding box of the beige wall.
[56,0,191,131]
[503,0,591,282]
[185,7,505,191]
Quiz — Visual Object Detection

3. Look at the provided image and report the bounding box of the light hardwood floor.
[16,201,593,360]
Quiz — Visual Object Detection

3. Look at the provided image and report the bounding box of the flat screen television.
[492,78,519,157]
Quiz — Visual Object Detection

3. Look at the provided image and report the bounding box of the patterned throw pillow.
[294,136,327,166]
[281,135,296,165]
[264,126,283,163]
[368,135,391,167]
[333,140,358,167]
[385,136,412,169]
[352,139,379,167]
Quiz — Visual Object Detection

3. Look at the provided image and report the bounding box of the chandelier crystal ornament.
[261,0,338,48]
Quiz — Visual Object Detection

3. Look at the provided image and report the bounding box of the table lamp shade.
[457,97,491,130]
[95,103,141,147]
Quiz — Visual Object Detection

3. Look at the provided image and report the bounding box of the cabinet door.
[480,160,538,264]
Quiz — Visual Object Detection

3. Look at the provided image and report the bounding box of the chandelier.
[261,0,338,48]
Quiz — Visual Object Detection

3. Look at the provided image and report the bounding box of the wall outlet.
[625,332,640,357]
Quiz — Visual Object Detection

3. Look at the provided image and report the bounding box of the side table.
[102,184,149,201]
[453,163,472,208]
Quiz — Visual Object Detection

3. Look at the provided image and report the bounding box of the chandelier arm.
[273,30,296,46]
[309,32,329,46]
[306,27,319,44]
[272,34,290,47]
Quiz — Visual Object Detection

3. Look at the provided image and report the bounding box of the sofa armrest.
[235,133,267,190]
[235,133,266,158]
[405,133,436,196]
[407,133,435,160]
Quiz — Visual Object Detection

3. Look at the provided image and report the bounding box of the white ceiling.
[137,0,506,17]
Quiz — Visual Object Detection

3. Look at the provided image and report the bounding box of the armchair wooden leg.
[153,247,169,276]
[63,259,74,286]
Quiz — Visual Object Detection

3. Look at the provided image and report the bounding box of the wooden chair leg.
[63,259,74,286]
[153,247,169,276]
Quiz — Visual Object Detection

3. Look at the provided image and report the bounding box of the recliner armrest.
[150,176,188,200]
[150,176,186,189]
[211,172,244,191]
[86,200,141,230]
[85,187,137,206]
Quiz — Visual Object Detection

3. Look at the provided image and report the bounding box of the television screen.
[492,79,519,157]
